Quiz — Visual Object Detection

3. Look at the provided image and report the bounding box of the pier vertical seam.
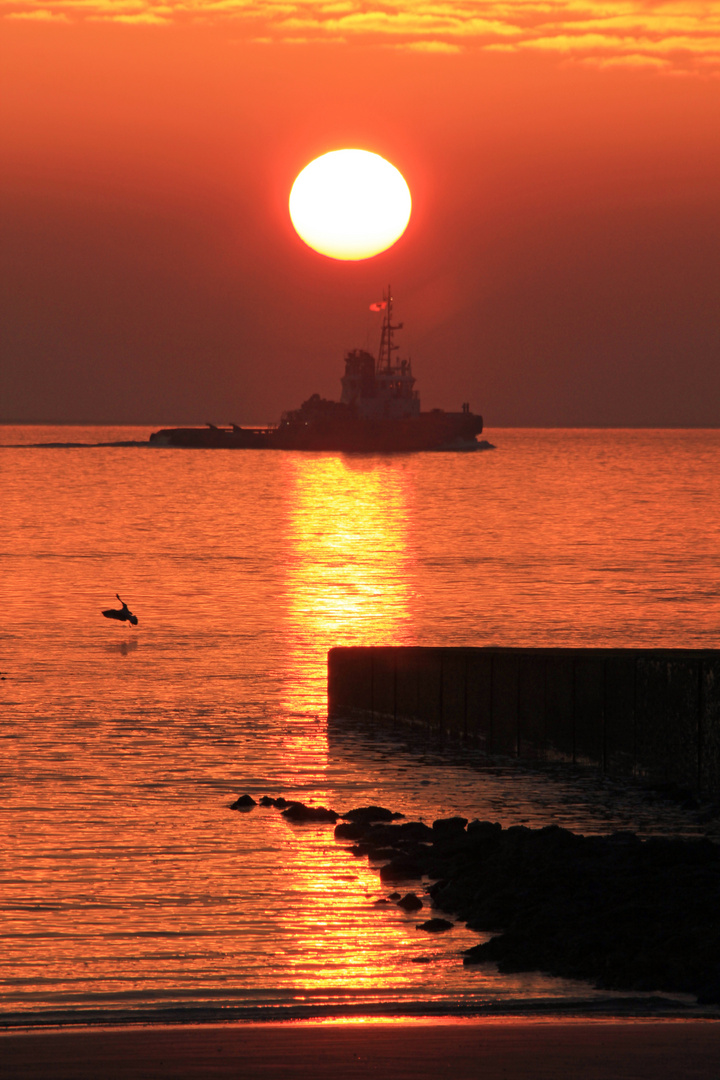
[571,657,577,766]
[698,659,704,793]
[602,656,608,775]
[463,651,469,742]
[489,654,495,755]
[632,657,638,779]
[543,655,548,765]
[370,650,375,720]
[515,657,520,758]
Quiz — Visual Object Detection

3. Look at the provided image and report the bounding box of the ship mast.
[377,285,403,374]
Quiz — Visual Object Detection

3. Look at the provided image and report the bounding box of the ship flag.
[369,301,387,311]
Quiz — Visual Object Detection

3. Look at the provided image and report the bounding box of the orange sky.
[2,2,720,425]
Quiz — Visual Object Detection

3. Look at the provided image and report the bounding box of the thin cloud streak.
[3,0,720,71]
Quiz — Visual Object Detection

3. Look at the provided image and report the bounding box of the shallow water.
[2,427,719,1021]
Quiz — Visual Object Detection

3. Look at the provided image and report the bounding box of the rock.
[399,840,436,861]
[230,794,256,810]
[343,805,404,824]
[466,820,502,840]
[427,879,448,900]
[367,847,401,862]
[397,821,434,842]
[259,796,276,807]
[334,821,370,841]
[432,816,468,836]
[397,893,423,912]
[607,830,643,845]
[348,841,393,859]
[281,802,338,824]
[430,878,476,913]
[416,918,454,932]
[388,892,401,900]
[379,855,426,882]
[463,943,487,966]
[361,821,433,847]
[274,797,290,809]
[361,824,406,847]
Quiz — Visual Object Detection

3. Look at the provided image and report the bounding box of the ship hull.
[150,412,485,452]
[149,427,273,449]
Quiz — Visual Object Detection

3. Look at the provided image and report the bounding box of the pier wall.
[328,647,720,796]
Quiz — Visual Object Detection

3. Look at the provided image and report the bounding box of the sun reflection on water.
[279,455,414,720]
[266,455,431,991]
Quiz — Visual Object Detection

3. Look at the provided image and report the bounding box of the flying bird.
[102,594,138,626]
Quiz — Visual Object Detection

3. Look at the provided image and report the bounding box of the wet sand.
[3,1019,720,1079]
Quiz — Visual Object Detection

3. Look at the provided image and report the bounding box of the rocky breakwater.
[340,814,720,1004]
[229,794,720,1003]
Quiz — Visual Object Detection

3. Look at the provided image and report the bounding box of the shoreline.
[3,992,718,1032]
[4,1018,720,1080]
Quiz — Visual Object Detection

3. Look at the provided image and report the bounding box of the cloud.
[403,39,463,52]
[6,6,69,17]
[2,0,719,73]
[90,10,171,22]
[582,52,671,69]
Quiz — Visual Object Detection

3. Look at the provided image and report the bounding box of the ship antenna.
[378,285,396,374]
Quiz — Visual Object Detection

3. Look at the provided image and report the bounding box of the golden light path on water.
[2,428,720,1017]
[281,456,413,717]
[274,457,426,992]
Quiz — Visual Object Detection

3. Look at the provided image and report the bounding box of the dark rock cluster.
[453,824,720,1004]
[333,812,720,1003]
[230,794,339,823]
[230,796,401,827]
[229,793,720,1002]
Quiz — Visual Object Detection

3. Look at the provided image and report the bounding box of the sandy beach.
[4,1019,720,1080]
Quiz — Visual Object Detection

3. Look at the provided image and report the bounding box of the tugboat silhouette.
[102,594,138,626]
[150,288,487,452]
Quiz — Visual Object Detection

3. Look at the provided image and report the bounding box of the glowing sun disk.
[289,149,412,261]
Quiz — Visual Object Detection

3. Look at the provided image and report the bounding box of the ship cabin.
[341,288,422,424]
[340,349,420,420]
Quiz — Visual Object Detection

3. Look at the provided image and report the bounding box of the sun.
[289,149,412,261]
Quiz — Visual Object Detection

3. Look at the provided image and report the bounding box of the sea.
[2,426,720,1026]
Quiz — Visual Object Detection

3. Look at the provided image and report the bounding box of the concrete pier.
[328,646,720,796]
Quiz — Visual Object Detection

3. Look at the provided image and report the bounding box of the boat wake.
[0,441,151,449]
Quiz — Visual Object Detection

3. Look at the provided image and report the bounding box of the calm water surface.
[2,427,720,1021]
